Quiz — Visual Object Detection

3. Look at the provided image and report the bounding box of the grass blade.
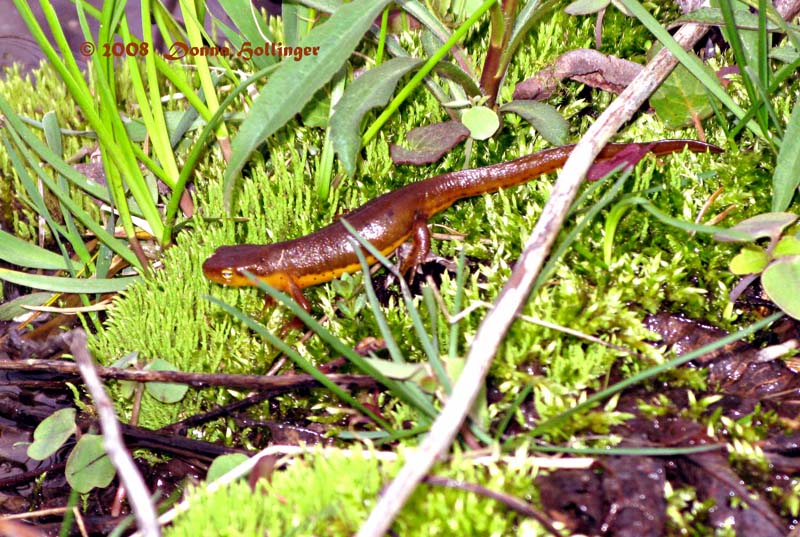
[0,269,139,293]
[772,99,800,211]
[0,230,76,271]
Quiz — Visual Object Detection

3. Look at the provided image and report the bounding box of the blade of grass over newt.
[234,274,440,421]
[344,241,442,416]
[204,295,394,432]
[519,312,782,440]
[342,222,494,445]
[351,236,456,427]
[341,220,451,395]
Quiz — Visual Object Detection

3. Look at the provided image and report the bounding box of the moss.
[165,448,548,536]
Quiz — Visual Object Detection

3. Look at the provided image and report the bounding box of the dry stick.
[68,330,161,537]
[0,358,377,391]
[357,22,709,537]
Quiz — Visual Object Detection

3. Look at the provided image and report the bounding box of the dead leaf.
[513,49,643,101]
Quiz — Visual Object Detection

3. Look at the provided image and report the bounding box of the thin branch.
[68,330,160,537]
[0,358,378,391]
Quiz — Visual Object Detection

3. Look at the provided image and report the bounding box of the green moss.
[165,448,548,536]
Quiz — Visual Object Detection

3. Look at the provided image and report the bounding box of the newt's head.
[202,244,291,290]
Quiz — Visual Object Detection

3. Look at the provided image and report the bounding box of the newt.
[203,140,721,310]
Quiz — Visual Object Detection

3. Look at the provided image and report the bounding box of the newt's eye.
[221,269,234,281]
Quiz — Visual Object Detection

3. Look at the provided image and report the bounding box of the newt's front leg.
[399,214,432,280]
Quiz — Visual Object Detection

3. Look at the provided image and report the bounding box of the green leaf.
[565,0,610,15]
[762,256,800,319]
[713,212,798,242]
[650,62,717,129]
[461,106,499,140]
[499,100,569,145]
[770,46,800,64]
[65,434,116,493]
[27,408,76,460]
[331,57,423,176]
[110,351,140,399]
[0,268,139,293]
[301,87,332,129]
[674,7,786,33]
[729,246,769,275]
[360,357,434,390]
[432,62,481,97]
[223,0,393,209]
[207,453,249,482]
[42,111,62,157]
[774,235,800,257]
[144,358,188,403]
[0,230,73,270]
[772,99,800,211]
[0,292,53,321]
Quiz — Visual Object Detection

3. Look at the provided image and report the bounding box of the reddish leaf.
[390,121,470,165]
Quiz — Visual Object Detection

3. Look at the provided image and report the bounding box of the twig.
[0,358,378,391]
[356,22,710,537]
[68,330,160,537]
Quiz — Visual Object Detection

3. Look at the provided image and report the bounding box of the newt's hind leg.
[399,214,431,281]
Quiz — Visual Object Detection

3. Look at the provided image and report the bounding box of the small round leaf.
[762,255,800,319]
[65,434,115,493]
[774,235,800,257]
[207,453,250,482]
[27,408,76,460]
[461,106,499,140]
[729,246,769,275]
[144,359,188,403]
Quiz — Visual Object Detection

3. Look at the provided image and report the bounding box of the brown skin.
[203,140,721,309]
